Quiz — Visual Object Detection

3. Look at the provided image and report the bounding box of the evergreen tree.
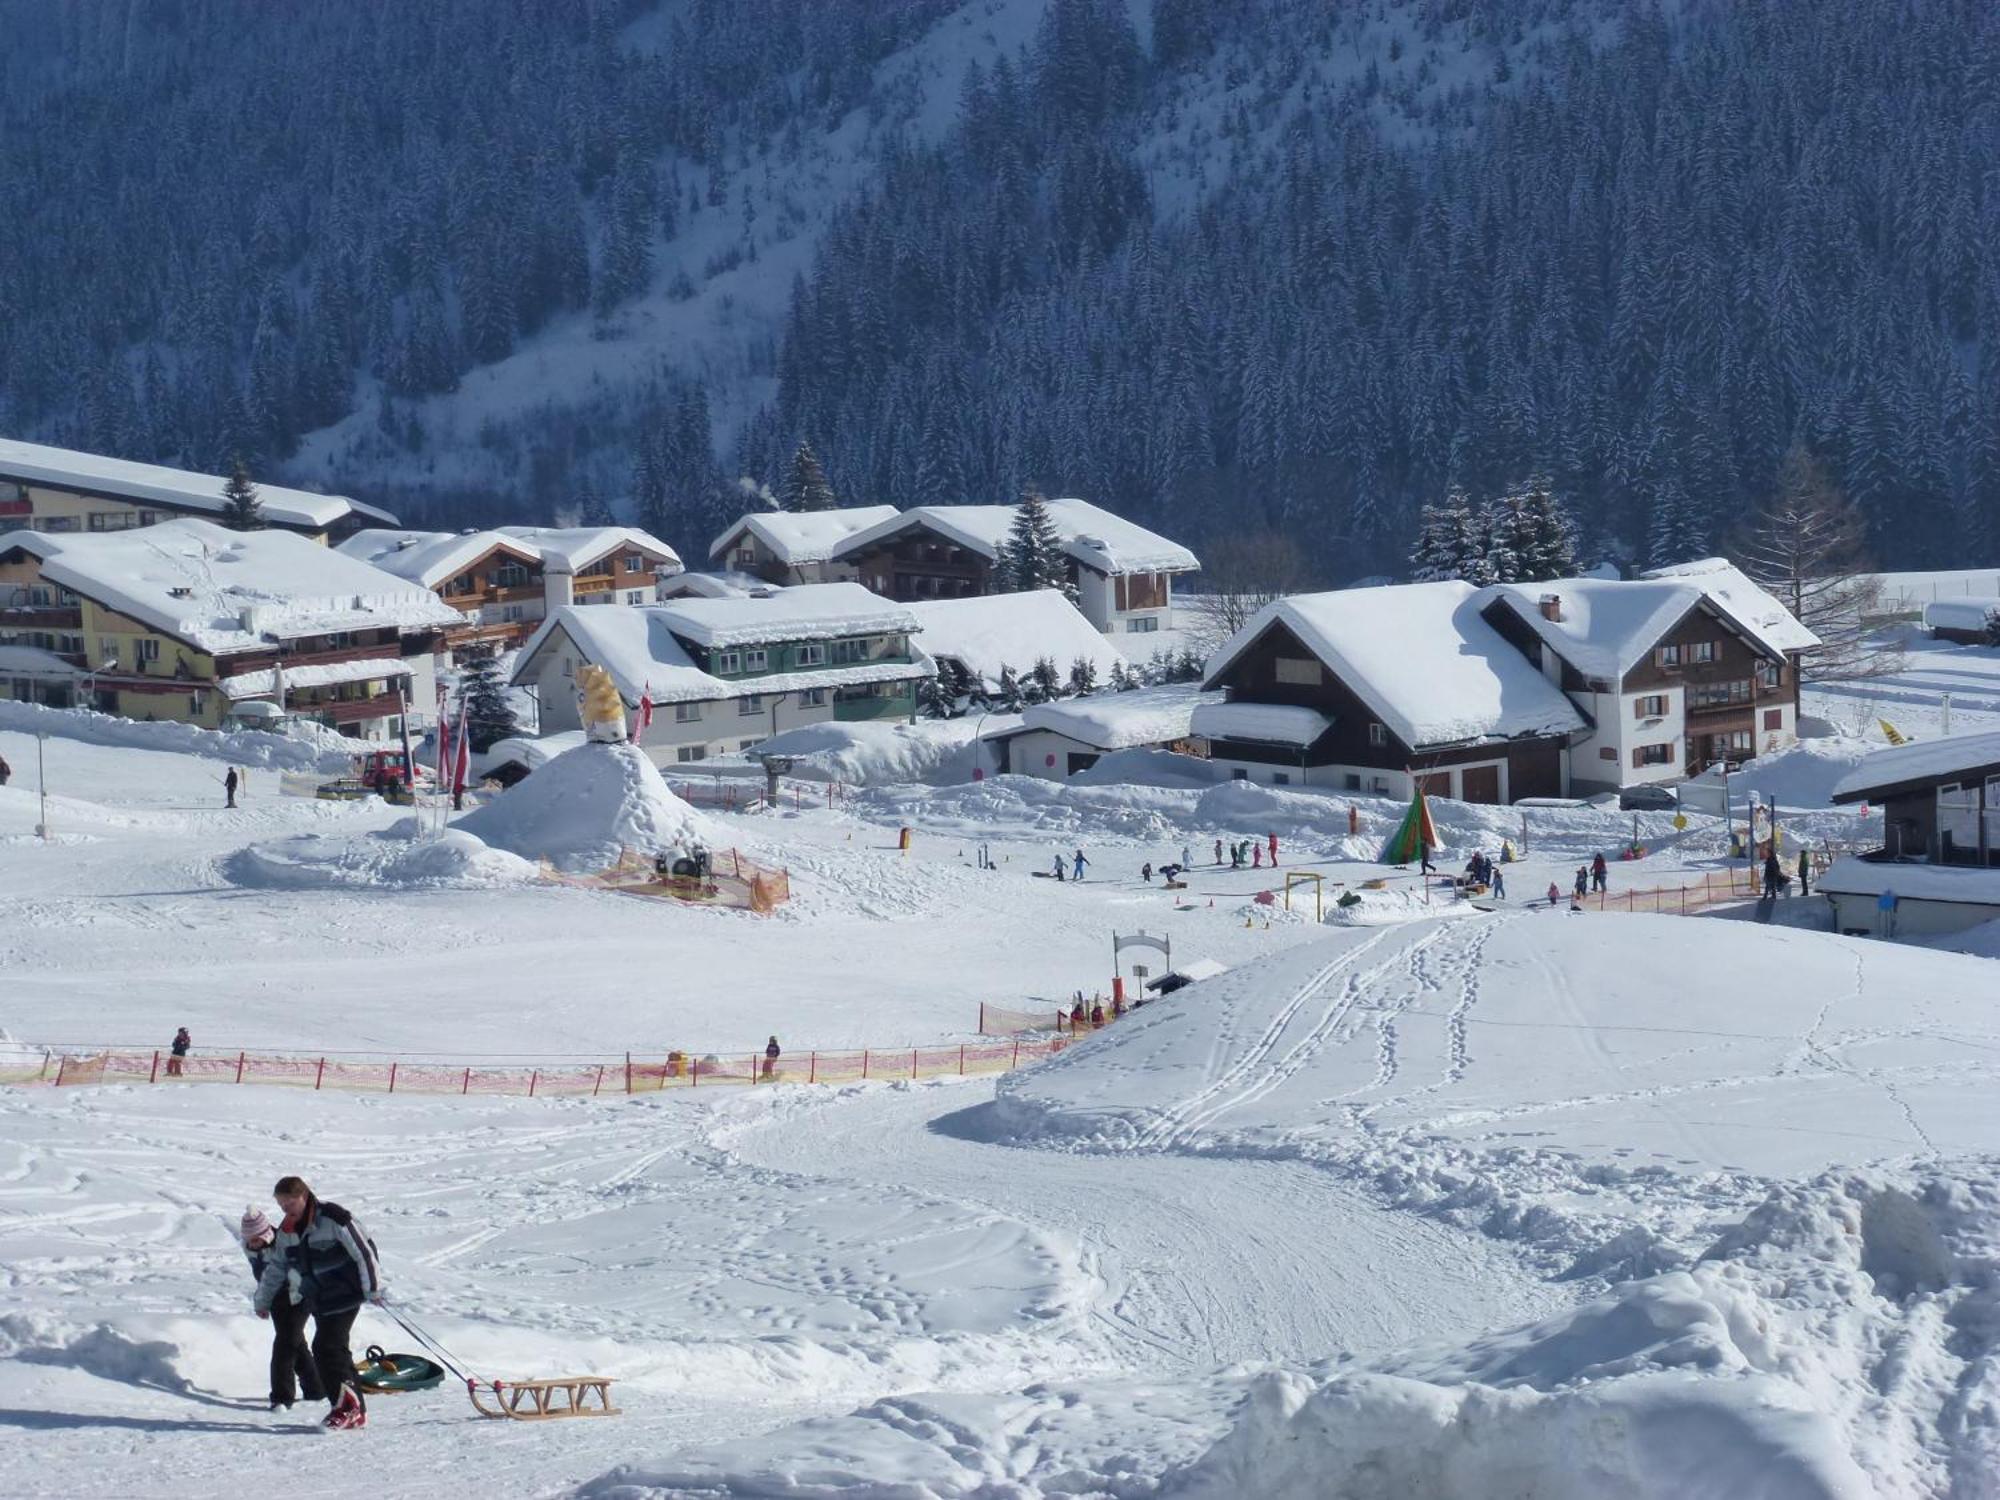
[1027,655,1062,703]
[219,453,265,530]
[1486,477,1579,582]
[1067,656,1099,695]
[457,646,520,751]
[995,664,1025,712]
[1175,648,1205,682]
[781,440,837,511]
[999,491,1076,601]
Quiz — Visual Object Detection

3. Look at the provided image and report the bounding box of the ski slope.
[2,706,1998,1497]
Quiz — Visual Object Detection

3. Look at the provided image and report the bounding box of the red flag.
[636,682,654,746]
[452,693,471,798]
[434,681,450,789]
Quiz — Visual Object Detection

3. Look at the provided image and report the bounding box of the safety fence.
[1519,857,1844,915]
[661,776,850,815]
[979,1001,1139,1037]
[1,1035,1075,1095]
[538,846,790,913]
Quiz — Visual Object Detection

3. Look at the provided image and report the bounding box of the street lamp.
[83,654,118,711]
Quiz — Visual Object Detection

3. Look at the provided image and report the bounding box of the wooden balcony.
[0,605,83,629]
[315,692,405,725]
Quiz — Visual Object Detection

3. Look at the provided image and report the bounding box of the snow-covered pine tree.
[917,666,957,719]
[995,664,1025,711]
[1175,648,1205,682]
[1067,656,1099,695]
[457,646,520,751]
[1409,487,1491,583]
[999,491,1076,601]
[1486,476,1579,582]
[781,440,837,511]
[219,453,265,530]
[1028,655,1062,703]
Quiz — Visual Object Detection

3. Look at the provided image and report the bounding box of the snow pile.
[222,826,537,890]
[748,718,1006,786]
[1683,735,1874,810]
[0,699,357,772]
[454,740,716,870]
[1070,747,1217,789]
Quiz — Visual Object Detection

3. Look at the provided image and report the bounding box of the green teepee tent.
[1378,783,1438,866]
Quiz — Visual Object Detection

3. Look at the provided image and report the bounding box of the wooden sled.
[468,1376,620,1420]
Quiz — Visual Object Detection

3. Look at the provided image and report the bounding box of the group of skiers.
[240,1175,382,1428]
[1067,990,1132,1030]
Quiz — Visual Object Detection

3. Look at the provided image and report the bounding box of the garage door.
[1413,771,1450,799]
[1459,764,1501,804]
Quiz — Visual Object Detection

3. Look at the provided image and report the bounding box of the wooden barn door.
[1459,764,1502,804]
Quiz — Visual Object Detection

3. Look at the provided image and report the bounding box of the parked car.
[1618,784,1679,812]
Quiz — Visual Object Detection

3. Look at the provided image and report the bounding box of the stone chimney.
[1539,593,1562,623]
[544,559,575,611]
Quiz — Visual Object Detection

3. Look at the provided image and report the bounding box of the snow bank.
[0,699,357,773]
[749,718,1005,786]
[455,740,716,871]
[1683,735,1873,810]
[222,826,537,890]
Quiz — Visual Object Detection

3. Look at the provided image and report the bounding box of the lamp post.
[36,731,48,840]
[82,654,118,713]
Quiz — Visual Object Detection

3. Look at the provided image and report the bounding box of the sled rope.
[379,1302,480,1386]
[379,1300,620,1420]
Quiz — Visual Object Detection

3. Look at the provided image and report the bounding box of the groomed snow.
[904,589,1125,690]
[3,518,461,653]
[1205,581,1585,749]
[708,506,900,566]
[454,739,716,871]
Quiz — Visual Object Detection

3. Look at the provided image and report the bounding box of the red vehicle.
[317,749,416,805]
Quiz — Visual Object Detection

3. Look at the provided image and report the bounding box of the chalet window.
[829,638,868,665]
[579,559,614,578]
[675,702,701,723]
[734,549,757,569]
[1116,572,1167,612]
[1127,616,1158,633]
[1231,769,1248,780]
[99,636,117,662]
[739,739,758,751]
[625,590,645,604]
[136,638,159,663]
[1343,774,1361,790]
[1632,742,1673,767]
[622,554,645,571]
[1599,746,1617,760]
[1763,709,1783,731]
[714,650,742,675]
[493,564,529,587]
[1656,644,1681,669]
[1272,772,1291,785]
[1367,722,1387,747]
[798,687,826,707]
[1690,641,1716,664]
[743,649,768,673]
[675,745,706,763]
[1275,657,1323,686]
[189,693,204,716]
[1689,680,1752,709]
[1633,695,1668,719]
[796,643,826,666]
[139,511,160,525]
[738,694,763,716]
[40,516,77,532]
[1758,661,1782,689]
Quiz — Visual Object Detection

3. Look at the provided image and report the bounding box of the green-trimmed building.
[512,583,927,763]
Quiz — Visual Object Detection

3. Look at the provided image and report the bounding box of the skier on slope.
[223,767,239,809]
[1072,849,1088,882]
[240,1206,324,1411]
[254,1176,383,1429]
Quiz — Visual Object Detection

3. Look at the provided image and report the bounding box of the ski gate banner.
[1,1036,1077,1096]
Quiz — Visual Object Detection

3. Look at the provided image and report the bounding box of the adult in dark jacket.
[241,1206,323,1409]
[1763,850,1784,899]
[254,1176,382,1428]
[1797,849,1811,897]
[167,1027,190,1078]
[1591,852,1608,892]
[224,768,238,808]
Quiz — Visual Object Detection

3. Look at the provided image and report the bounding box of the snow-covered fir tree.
[1067,657,1099,696]
[1408,489,1481,582]
[219,454,264,530]
[781,441,837,512]
[1488,478,1579,582]
[1027,656,1062,704]
[999,492,1076,601]
[456,647,519,752]
[994,665,1025,712]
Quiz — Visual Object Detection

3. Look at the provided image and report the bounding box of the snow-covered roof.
[1190,701,1334,746]
[1639,558,1819,656]
[655,582,920,649]
[1818,856,2000,905]
[513,606,723,705]
[483,731,588,772]
[0,644,83,677]
[904,590,1125,690]
[656,571,770,600]
[0,519,462,655]
[1481,578,1708,681]
[1204,582,1585,750]
[709,506,900,566]
[1018,686,1215,750]
[830,500,1199,576]
[336,529,542,589]
[219,657,412,701]
[1830,730,2000,802]
[513,602,929,706]
[0,436,387,531]
[1922,599,2000,631]
[495,525,681,574]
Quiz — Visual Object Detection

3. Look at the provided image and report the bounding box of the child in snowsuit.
[242,1207,324,1410]
[254,1176,382,1430]
[167,1027,190,1077]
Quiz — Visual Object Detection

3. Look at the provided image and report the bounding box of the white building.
[993,686,1214,780]
[510,583,930,765]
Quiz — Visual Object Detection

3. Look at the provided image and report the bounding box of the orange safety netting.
[537,846,790,913]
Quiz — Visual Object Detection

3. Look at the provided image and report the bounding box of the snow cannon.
[578,664,628,745]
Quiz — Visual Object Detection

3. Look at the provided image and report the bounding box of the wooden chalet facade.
[1830,731,2000,866]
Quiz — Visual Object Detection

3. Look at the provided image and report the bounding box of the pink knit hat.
[240,1206,275,1244]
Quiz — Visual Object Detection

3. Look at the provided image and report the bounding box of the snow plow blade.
[467,1376,619,1420]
